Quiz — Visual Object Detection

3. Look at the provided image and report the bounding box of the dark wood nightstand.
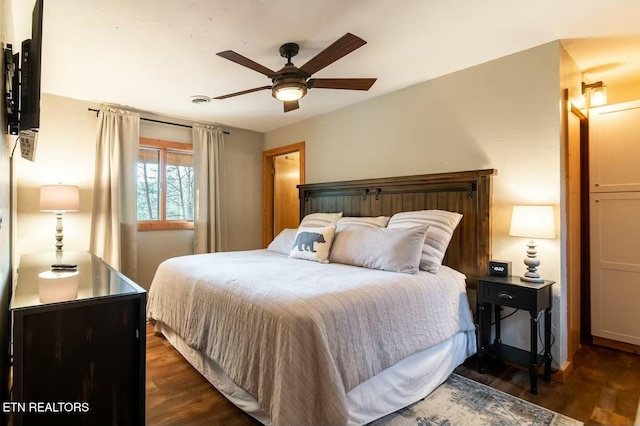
[476,275,555,394]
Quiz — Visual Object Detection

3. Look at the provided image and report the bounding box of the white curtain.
[193,124,227,253]
[89,106,140,279]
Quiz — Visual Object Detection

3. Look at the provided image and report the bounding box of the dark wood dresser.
[10,251,146,426]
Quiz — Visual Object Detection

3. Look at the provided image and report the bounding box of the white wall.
[15,93,264,289]
[266,42,567,365]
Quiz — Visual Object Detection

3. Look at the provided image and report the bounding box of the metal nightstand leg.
[544,306,552,381]
[477,303,486,373]
[529,312,538,394]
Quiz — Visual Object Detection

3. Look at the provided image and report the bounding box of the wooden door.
[273,153,300,236]
[589,101,640,348]
[262,142,305,247]
[567,104,583,360]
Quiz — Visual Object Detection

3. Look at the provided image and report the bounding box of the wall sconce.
[582,81,608,107]
[509,205,555,283]
[40,184,80,252]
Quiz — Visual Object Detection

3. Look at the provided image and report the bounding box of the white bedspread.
[147,249,475,425]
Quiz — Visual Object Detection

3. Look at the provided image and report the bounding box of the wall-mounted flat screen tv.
[19,0,43,131]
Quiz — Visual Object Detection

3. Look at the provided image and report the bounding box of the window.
[137,138,194,231]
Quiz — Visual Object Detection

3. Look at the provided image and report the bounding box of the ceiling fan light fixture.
[272,79,307,101]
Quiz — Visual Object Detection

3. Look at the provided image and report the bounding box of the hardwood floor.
[146,324,260,426]
[456,346,640,425]
[146,324,640,425]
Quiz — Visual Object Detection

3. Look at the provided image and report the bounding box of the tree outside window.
[137,138,194,231]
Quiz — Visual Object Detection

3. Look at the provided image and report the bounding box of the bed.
[147,169,495,425]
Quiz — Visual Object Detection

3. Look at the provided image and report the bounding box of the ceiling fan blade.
[216,50,276,76]
[307,78,376,90]
[284,100,299,112]
[299,33,367,76]
[213,86,272,100]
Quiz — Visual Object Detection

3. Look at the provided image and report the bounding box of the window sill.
[138,221,194,231]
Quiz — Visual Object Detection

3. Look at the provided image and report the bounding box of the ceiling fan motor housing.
[271,60,309,101]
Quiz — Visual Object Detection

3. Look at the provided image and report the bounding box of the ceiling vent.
[190,95,212,104]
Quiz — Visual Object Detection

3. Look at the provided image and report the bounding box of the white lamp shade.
[509,205,555,239]
[38,270,79,303]
[40,184,80,212]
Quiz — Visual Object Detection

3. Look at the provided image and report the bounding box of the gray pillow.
[337,216,390,228]
[387,210,463,273]
[299,212,343,227]
[267,228,298,255]
[329,225,429,274]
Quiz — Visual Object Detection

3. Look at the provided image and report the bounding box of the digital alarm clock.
[489,260,511,277]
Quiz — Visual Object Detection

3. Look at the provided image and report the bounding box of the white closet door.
[590,193,640,345]
[590,101,640,346]
[589,101,640,193]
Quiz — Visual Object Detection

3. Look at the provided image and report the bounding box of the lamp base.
[520,275,545,284]
[521,239,545,284]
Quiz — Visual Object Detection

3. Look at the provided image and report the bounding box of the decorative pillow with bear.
[289,225,337,263]
[329,225,429,274]
[387,210,463,273]
[299,212,343,227]
[266,228,298,255]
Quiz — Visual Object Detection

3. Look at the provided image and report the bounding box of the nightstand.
[476,275,554,394]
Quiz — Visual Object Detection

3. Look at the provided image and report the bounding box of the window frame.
[137,137,195,231]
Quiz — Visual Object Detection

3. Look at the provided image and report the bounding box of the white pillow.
[329,226,429,274]
[337,216,390,228]
[289,225,337,264]
[267,228,298,255]
[299,212,343,227]
[387,210,463,273]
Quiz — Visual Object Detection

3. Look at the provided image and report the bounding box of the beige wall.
[15,93,264,289]
[265,42,567,365]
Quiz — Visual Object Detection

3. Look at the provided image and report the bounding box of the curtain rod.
[87,108,230,135]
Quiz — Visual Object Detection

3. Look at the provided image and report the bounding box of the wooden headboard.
[298,169,496,288]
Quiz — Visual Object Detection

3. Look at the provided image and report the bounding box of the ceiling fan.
[214,33,377,112]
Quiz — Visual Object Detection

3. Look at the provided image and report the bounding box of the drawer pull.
[497,291,514,300]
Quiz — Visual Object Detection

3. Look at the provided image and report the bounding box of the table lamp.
[509,205,555,283]
[40,184,80,252]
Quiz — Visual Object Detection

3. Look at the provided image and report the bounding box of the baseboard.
[551,361,573,383]
[593,336,640,355]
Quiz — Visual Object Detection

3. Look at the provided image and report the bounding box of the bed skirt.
[153,321,476,425]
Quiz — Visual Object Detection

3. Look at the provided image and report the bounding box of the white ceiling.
[22,0,640,132]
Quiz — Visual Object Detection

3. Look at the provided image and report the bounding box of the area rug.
[370,374,583,426]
